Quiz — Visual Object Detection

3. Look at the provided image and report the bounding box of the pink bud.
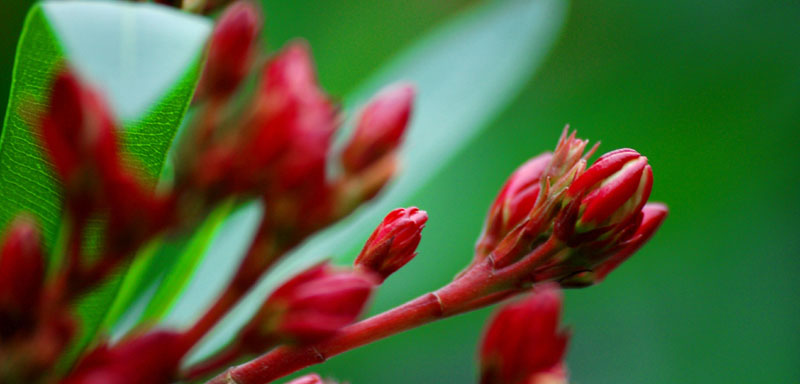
[341,83,415,173]
[202,1,261,98]
[355,207,428,282]
[480,283,569,384]
[594,202,668,281]
[244,263,375,347]
[476,153,552,256]
[63,331,182,384]
[0,216,44,337]
[286,374,327,384]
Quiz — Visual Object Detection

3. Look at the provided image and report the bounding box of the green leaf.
[159,0,569,364]
[0,0,211,370]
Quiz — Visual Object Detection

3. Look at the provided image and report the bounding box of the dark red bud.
[244,41,337,193]
[355,207,428,282]
[202,1,261,98]
[244,263,375,347]
[0,216,44,337]
[480,283,569,384]
[41,70,121,189]
[341,83,415,173]
[63,331,183,384]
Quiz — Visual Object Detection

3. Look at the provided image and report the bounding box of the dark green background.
[2,0,798,383]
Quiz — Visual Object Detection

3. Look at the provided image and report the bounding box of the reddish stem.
[206,238,561,384]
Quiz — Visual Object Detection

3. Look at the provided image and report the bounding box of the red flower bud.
[476,153,552,257]
[480,283,569,384]
[557,148,653,244]
[594,202,668,281]
[244,42,337,193]
[41,70,121,200]
[63,331,182,384]
[355,207,428,282]
[201,1,261,98]
[0,216,44,337]
[341,83,415,173]
[40,69,164,240]
[243,263,375,347]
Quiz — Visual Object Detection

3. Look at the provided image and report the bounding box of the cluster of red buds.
[0,1,668,383]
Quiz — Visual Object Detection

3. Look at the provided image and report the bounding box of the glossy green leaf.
[159,0,568,364]
[0,0,211,369]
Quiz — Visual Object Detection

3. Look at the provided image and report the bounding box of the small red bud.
[0,216,44,337]
[594,202,668,281]
[243,263,375,347]
[476,153,552,257]
[480,283,569,384]
[355,207,428,282]
[63,331,182,384]
[341,83,415,173]
[202,1,261,98]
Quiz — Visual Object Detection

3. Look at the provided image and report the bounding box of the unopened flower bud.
[63,331,182,384]
[242,263,375,347]
[341,83,415,173]
[593,202,668,281]
[244,42,337,193]
[0,216,44,337]
[286,374,333,384]
[201,1,261,98]
[480,283,569,384]
[41,70,120,201]
[355,207,428,282]
[476,153,552,257]
[557,148,653,244]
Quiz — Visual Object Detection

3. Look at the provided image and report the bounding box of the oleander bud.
[244,41,337,193]
[355,207,428,282]
[201,1,261,98]
[480,283,569,384]
[341,83,415,173]
[476,153,552,258]
[286,374,336,384]
[242,263,375,347]
[41,70,121,210]
[0,216,44,338]
[556,148,653,245]
[62,331,183,384]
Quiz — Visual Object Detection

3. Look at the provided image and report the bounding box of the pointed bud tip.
[355,207,428,281]
[342,82,416,173]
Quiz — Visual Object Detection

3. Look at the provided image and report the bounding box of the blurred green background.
[2,0,798,383]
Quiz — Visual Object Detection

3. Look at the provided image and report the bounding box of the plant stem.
[205,238,560,384]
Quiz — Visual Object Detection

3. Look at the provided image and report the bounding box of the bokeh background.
[2,0,799,383]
